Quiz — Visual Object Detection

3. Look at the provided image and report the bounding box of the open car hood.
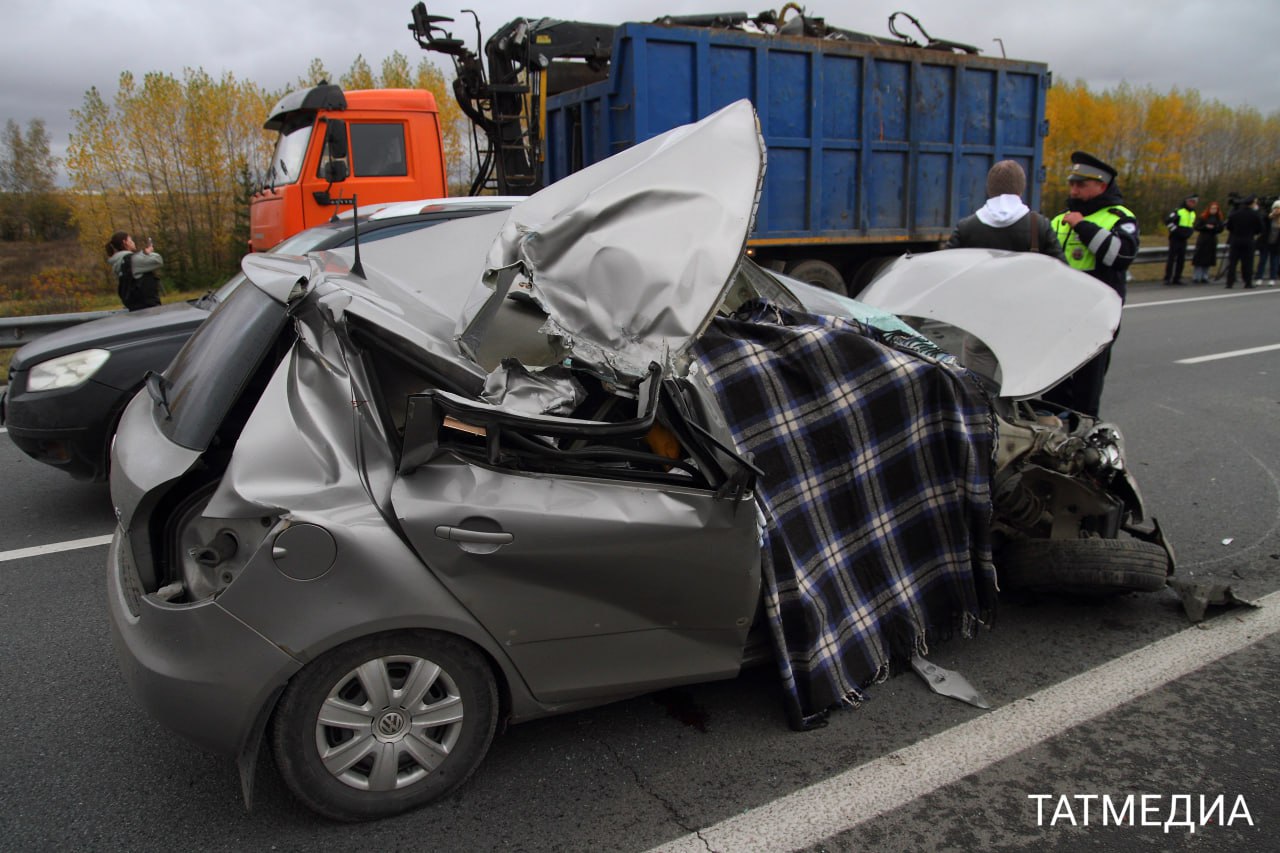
[464,99,766,381]
[857,250,1123,399]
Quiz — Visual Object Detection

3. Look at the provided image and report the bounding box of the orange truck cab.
[249,84,447,252]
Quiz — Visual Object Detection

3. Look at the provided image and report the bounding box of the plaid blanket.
[692,302,997,729]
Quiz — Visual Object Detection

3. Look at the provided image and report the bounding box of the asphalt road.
[1,280,1277,851]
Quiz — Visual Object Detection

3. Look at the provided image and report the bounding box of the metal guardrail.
[1134,244,1229,266]
[0,309,124,349]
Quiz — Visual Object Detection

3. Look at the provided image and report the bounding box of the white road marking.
[0,534,113,563]
[651,592,1280,853]
[1125,287,1280,310]
[1175,343,1280,364]
[0,427,7,433]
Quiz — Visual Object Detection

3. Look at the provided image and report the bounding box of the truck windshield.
[267,117,313,187]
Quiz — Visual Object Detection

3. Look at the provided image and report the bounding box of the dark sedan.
[1,198,518,481]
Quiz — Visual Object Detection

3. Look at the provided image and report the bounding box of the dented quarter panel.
[391,456,761,703]
[203,293,396,518]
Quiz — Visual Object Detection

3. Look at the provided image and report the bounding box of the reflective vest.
[1051,206,1136,271]
[1176,207,1197,229]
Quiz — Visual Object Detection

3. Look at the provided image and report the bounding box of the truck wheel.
[785,259,847,296]
[847,256,894,297]
[996,537,1171,596]
[271,630,498,821]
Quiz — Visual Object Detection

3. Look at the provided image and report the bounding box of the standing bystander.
[1162,194,1197,285]
[105,230,163,310]
[1267,200,1280,285]
[1224,196,1263,289]
[1256,198,1278,286]
[945,159,1062,379]
[1044,151,1139,418]
[1191,201,1224,283]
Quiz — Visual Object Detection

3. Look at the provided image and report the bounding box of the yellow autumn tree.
[340,55,378,91]
[67,69,274,290]
[1042,80,1280,228]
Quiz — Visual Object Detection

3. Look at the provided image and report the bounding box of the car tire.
[271,630,498,821]
[785,259,847,296]
[996,537,1171,596]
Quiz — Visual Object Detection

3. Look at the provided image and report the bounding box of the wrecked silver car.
[106,101,1170,821]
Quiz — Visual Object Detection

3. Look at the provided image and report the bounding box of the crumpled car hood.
[467,98,766,380]
[857,249,1122,399]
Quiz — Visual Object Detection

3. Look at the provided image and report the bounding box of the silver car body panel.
[109,390,202,531]
[239,253,314,305]
[391,456,760,703]
[468,99,766,381]
[857,249,1122,399]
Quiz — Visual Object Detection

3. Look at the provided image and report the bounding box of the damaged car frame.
[107,101,1172,821]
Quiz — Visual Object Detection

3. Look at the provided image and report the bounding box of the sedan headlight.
[26,349,111,391]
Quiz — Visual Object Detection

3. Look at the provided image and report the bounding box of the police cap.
[1066,151,1116,184]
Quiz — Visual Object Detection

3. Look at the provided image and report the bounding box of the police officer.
[1163,194,1197,285]
[1046,151,1140,418]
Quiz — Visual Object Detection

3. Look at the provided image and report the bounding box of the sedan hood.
[857,249,1122,399]
[467,99,766,380]
[9,301,209,371]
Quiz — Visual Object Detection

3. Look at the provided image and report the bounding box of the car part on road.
[1167,578,1260,623]
[910,656,991,709]
[995,537,1172,595]
[271,631,498,821]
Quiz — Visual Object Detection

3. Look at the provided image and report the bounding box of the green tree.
[298,58,332,88]
[0,118,72,240]
[340,55,377,90]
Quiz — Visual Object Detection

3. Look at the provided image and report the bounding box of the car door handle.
[433,525,514,546]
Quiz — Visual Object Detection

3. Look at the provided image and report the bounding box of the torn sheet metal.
[1168,578,1260,623]
[858,250,1122,399]
[481,361,586,417]
[910,655,991,709]
[240,253,314,305]
[205,293,398,519]
[473,99,766,380]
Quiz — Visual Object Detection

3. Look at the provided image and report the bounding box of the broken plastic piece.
[1168,578,1260,623]
[910,654,991,709]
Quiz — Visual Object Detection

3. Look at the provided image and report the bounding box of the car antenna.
[329,193,366,278]
[349,195,365,279]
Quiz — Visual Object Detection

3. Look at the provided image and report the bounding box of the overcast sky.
[5,0,1278,173]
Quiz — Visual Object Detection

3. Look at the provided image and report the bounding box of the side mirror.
[319,159,349,183]
[318,119,349,184]
[325,119,348,160]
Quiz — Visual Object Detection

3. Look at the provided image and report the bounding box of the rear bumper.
[106,529,300,757]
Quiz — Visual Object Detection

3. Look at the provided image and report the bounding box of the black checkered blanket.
[693,302,997,729]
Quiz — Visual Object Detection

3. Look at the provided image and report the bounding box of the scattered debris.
[910,655,991,709]
[1221,538,1234,545]
[1168,578,1260,623]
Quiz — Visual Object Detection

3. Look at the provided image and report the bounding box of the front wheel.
[996,537,1171,596]
[271,631,498,821]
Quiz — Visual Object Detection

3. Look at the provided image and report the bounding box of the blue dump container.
[543,22,1050,291]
